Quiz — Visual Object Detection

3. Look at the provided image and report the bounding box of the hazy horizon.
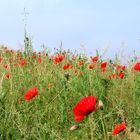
[0,0,140,59]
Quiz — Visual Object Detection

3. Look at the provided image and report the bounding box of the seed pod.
[129,127,134,132]
[98,100,104,110]
[70,124,79,131]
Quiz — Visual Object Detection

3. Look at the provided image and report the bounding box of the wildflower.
[63,63,73,70]
[13,63,18,68]
[41,54,46,58]
[87,64,94,70]
[116,65,126,70]
[112,64,126,70]
[24,86,38,101]
[112,64,116,67]
[58,54,65,61]
[72,96,97,122]
[101,62,108,69]
[118,72,124,79]
[121,65,126,70]
[79,60,85,66]
[32,55,36,59]
[38,57,42,63]
[101,68,110,73]
[109,73,116,79]
[4,73,11,79]
[117,65,122,70]
[90,56,98,63]
[0,57,4,61]
[112,122,126,135]
[133,62,140,71]
[3,64,9,69]
[6,49,13,53]
[54,54,65,64]
[20,59,27,66]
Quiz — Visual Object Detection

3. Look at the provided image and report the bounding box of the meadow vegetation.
[0,44,140,140]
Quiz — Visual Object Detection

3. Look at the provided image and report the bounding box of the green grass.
[0,47,140,140]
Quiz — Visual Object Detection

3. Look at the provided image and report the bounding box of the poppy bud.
[129,127,134,132]
[98,100,104,110]
[70,124,79,131]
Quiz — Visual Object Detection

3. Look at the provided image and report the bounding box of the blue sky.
[0,0,140,59]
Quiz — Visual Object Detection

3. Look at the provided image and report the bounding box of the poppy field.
[1,46,140,140]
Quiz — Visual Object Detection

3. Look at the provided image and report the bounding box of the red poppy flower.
[134,62,140,71]
[112,64,116,67]
[59,55,65,61]
[116,65,126,70]
[0,57,4,61]
[20,59,27,66]
[54,54,65,64]
[38,57,42,63]
[109,73,116,79]
[121,65,126,70]
[79,60,85,66]
[13,63,18,68]
[117,65,122,70]
[4,73,11,79]
[101,62,108,69]
[3,64,9,69]
[118,72,124,79]
[87,64,94,70]
[63,63,73,70]
[90,56,98,63]
[24,86,38,101]
[6,49,13,53]
[112,122,126,135]
[72,96,97,122]
[32,55,36,59]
